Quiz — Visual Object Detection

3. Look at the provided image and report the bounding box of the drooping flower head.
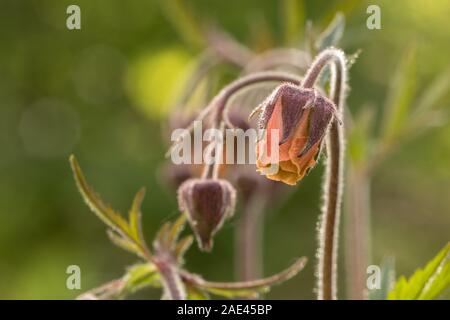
[256,83,337,185]
[177,178,236,251]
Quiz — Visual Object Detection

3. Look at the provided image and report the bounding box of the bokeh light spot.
[125,47,192,119]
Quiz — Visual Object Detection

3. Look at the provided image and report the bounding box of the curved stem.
[302,48,346,300]
[181,256,307,290]
[167,72,303,177]
[210,71,302,124]
[155,259,186,300]
[201,121,225,180]
[167,72,302,156]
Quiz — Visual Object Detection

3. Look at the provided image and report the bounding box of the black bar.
[0,300,446,319]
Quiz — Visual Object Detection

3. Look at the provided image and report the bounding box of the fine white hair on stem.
[301,47,347,300]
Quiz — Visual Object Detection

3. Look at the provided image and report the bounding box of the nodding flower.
[177,178,236,251]
[255,83,338,185]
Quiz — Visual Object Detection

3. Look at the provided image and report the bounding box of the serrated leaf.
[154,215,187,251]
[380,47,417,145]
[121,263,161,296]
[175,235,194,264]
[167,214,187,246]
[388,243,450,300]
[77,279,126,300]
[186,284,210,300]
[79,263,161,300]
[107,230,144,259]
[154,222,171,250]
[202,286,267,299]
[69,155,130,237]
[128,187,146,244]
[419,257,450,300]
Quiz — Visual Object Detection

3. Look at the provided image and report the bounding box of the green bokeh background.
[0,0,449,299]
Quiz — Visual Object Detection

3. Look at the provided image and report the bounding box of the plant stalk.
[156,259,186,300]
[302,48,346,300]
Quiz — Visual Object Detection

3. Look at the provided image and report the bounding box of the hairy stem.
[206,72,302,180]
[303,48,346,300]
[211,71,302,124]
[76,279,124,300]
[182,256,307,290]
[167,72,302,158]
[156,259,186,300]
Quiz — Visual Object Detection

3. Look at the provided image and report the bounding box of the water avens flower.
[256,83,337,185]
[177,178,236,251]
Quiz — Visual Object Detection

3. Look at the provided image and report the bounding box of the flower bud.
[177,178,236,251]
[256,83,336,185]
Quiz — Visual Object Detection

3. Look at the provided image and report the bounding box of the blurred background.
[0,0,449,299]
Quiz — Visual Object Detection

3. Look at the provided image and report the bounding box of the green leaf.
[70,155,152,259]
[202,286,267,299]
[168,214,187,246]
[186,284,210,300]
[388,243,450,300]
[121,263,161,295]
[175,235,194,264]
[154,215,187,251]
[107,230,144,259]
[380,47,417,145]
[78,263,161,300]
[69,155,130,237]
[154,221,171,250]
[128,187,146,244]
